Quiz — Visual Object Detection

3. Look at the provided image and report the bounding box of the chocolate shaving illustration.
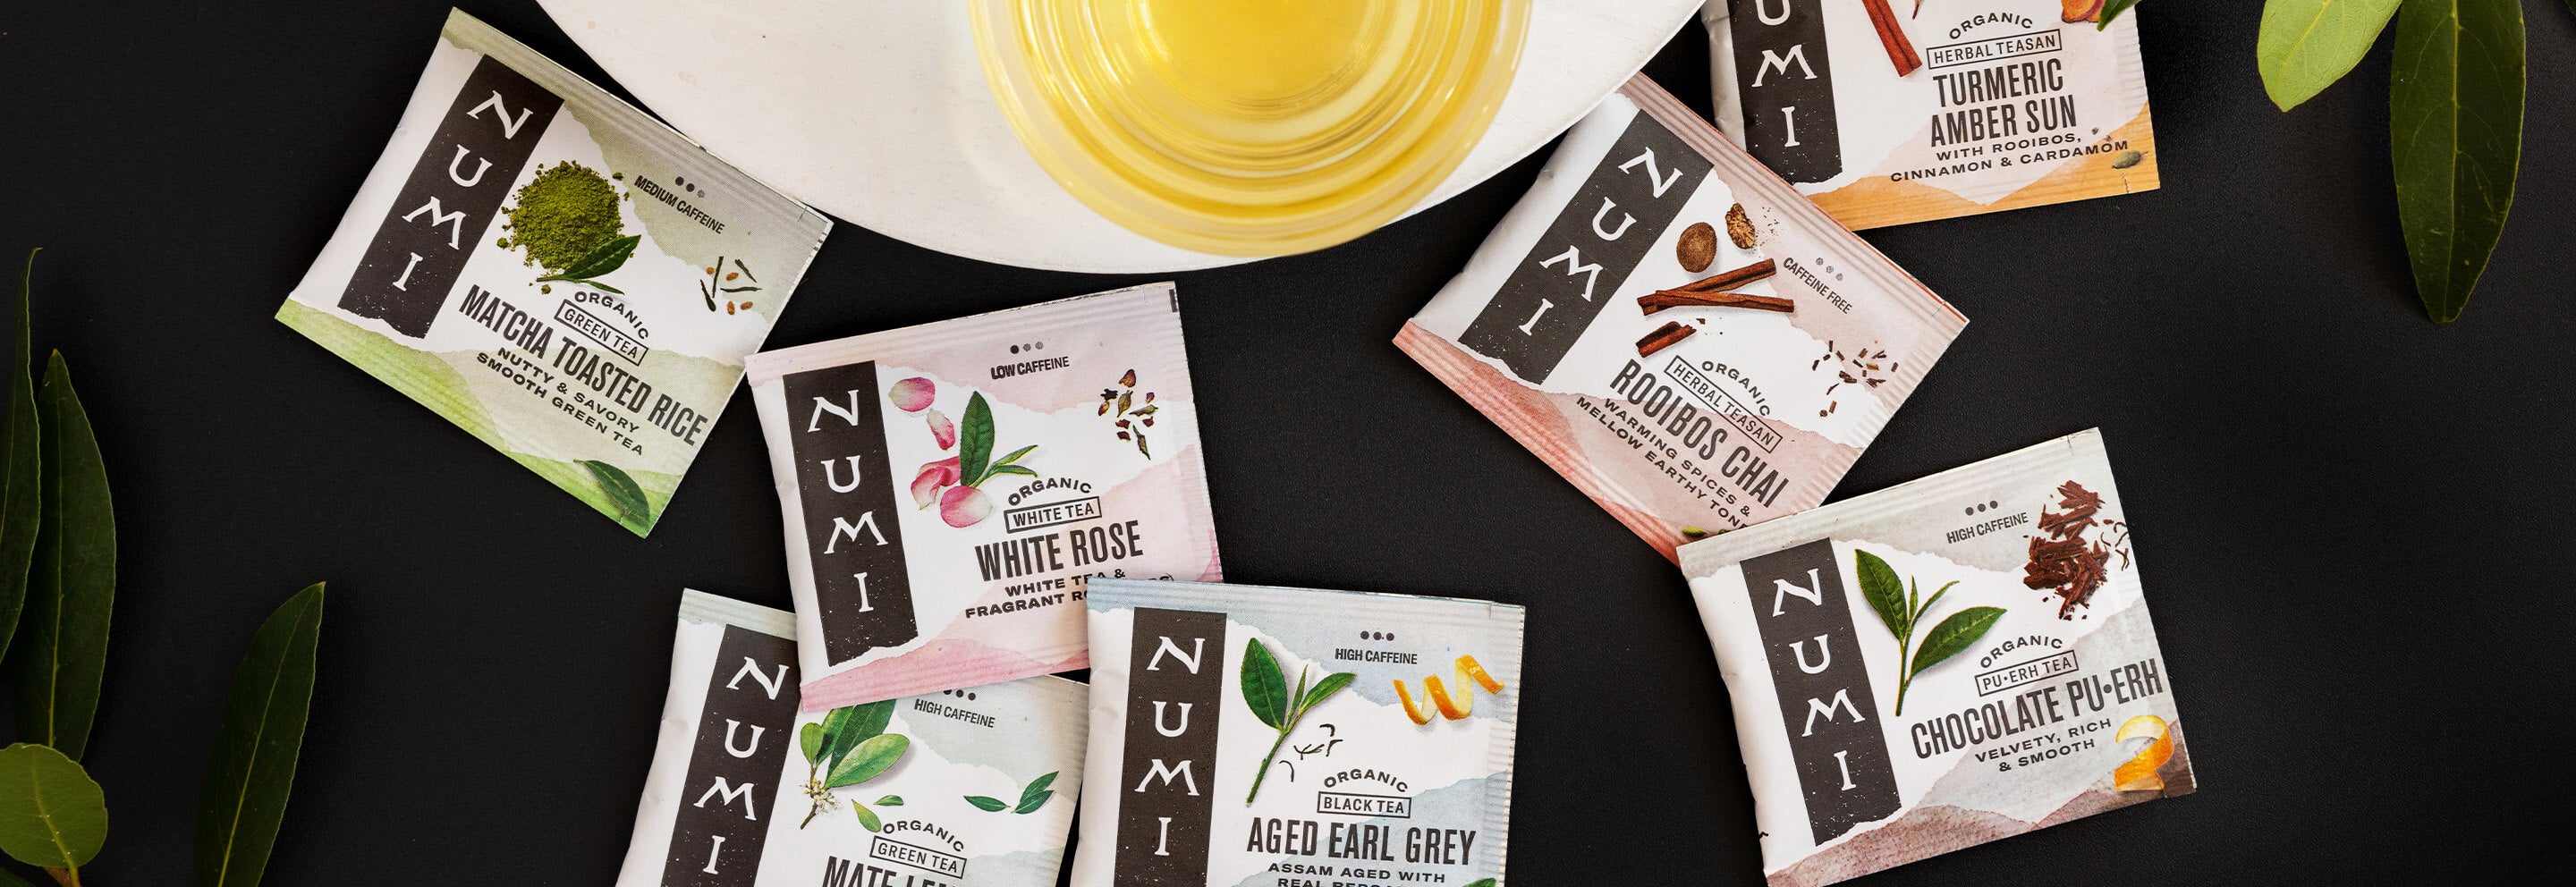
[2022,480,2128,618]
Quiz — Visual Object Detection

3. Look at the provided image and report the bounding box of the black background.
[3,1,2571,883]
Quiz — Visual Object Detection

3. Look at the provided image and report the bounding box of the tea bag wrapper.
[1678,429,2193,886]
[1072,579,1524,887]
[746,283,1221,711]
[279,9,828,536]
[617,590,1089,887]
[1399,74,1966,561]
[1702,1,2158,229]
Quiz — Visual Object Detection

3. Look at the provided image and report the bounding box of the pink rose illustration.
[939,486,992,528]
[910,457,962,508]
[927,409,957,450]
[887,376,935,412]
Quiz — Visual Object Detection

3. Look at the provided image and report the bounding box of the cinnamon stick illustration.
[1678,258,1776,293]
[1636,322,1696,357]
[1861,0,1922,77]
[1640,291,1796,315]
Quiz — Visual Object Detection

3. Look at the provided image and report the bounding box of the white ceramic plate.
[538,0,1700,273]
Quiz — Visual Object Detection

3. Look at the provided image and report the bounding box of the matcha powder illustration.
[498,161,623,271]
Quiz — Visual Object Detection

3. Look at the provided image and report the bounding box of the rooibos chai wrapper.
[278,9,828,536]
[1399,74,1965,561]
[1678,429,2193,886]
[1072,579,1524,887]
[746,283,1221,710]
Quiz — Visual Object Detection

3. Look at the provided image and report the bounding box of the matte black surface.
[3,1,2571,883]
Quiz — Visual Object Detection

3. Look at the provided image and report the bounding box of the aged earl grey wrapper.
[281,9,828,536]
[1680,430,2193,886]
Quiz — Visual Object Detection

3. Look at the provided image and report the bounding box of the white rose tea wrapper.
[618,590,1089,887]
[1399,74,1965,561]
[279,9,828,536]
[1678,429,2193,886]
[747,283,1221,711]
[1702,1,2158,229]
[1072,579,1524,887]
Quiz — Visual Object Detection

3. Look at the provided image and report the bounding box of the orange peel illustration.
[1395,655,1504,725]
[2112,714,2172,791]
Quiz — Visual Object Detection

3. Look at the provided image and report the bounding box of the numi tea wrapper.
[1677,429,2193,886]
[617,590,1090,887]
[1072,579,1524,887]
[1398,74,1965,561]
[280,9,827,536]
[746,283,1221,712]
[1702,0,2158,229]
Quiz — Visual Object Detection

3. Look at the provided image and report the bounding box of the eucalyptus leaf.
[1241,639,1288,729]
[1852,550,1909,641]
[2097,0,2142,28]
[1909,607,2008,678]
[852,800,882,833]
[826,733,908,788]
[1013,790,1054,814]
[0,743,106,870]
[2390,0,2524,323]
[1018,771,1057,808]
[1300,672,1355,715]
[6,353,114,761]
[963,796,1009,812]
[544,234,640,283]
[195,583,325,887]
[2257,0,2402,111]
[960,393,996,486]
[0,250,41,664]
[800,722,824,765]
[580,460,652,532]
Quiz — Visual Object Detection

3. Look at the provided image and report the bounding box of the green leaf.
[2257,0,2403,110]
[963,796,1009,812]
[2391,0,2525,323]
[1852,550,1909,641]
[982,464,1038,479]
[2097,0,2143,28]
[826,733,908,788]
[580,280,623,296]
[580,460,653,532]
[1013,790,1054,814]
[817,706,855,765]
[1240,638,1289,730]
[1016,772,1057,812]
[1917,581,1959,622]
[873,795,902,807]
[0,743,106,870]
[0,250,42,665]
[992,444,1037,467]
[541,234,640,283]
[829,699,896,766]
[852,800,882,833]
[1300,672,1356,715]
[195,583,325,887]
[6,353,114,762]
[800,722,824,765]
[1909,607,2008,678]
[959,393,996,486]
[1463,880,1498,887]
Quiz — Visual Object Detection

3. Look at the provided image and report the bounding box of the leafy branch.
[1241,638,1355,805]
[1854,550,2003,716]
[534,234,640,294]
[796,700,908,831]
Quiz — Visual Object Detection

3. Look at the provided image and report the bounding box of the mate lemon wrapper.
[618,591,1089,887]
[280,9,828,536]
[1702,0,2158,229]
[1072,579,1524,887]
[1398,74,1965,562]
[1677,429,2193,887]
[746,283,1221,712]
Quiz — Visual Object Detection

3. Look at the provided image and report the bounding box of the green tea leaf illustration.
[2097,0,2143,29]
[960,393,996,486]
[843,699,896,748]
[1463,880,1498,887]
[826,733,908,788]
[817,705,856,764]
[542,233,640,283]
[800,722,824,765]
[852,800,882,833]
[7,353,115,761]
[1909,607,2008,679]
[0,250,40,666]
[1852,550,1909,640]
[1241,638,1289,729]
[195,583,325,887]
[1014,790,1054,814]
[2390,0,2524,322]
[1300,672,1355,715]
[580,460,653,531]
[984,464,1038,479]
[2256,0,2402,111]
[820,699,895,770]
[992,444,1037,467]
[874,796,902,807]
[963,796,1009,812]
[0,743,106,871]
[582,280,624,295]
